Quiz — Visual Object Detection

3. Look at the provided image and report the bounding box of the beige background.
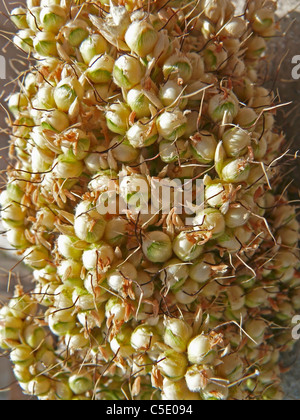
[0,0,299,400]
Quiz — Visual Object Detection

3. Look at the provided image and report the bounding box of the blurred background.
[0,0,299,400]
